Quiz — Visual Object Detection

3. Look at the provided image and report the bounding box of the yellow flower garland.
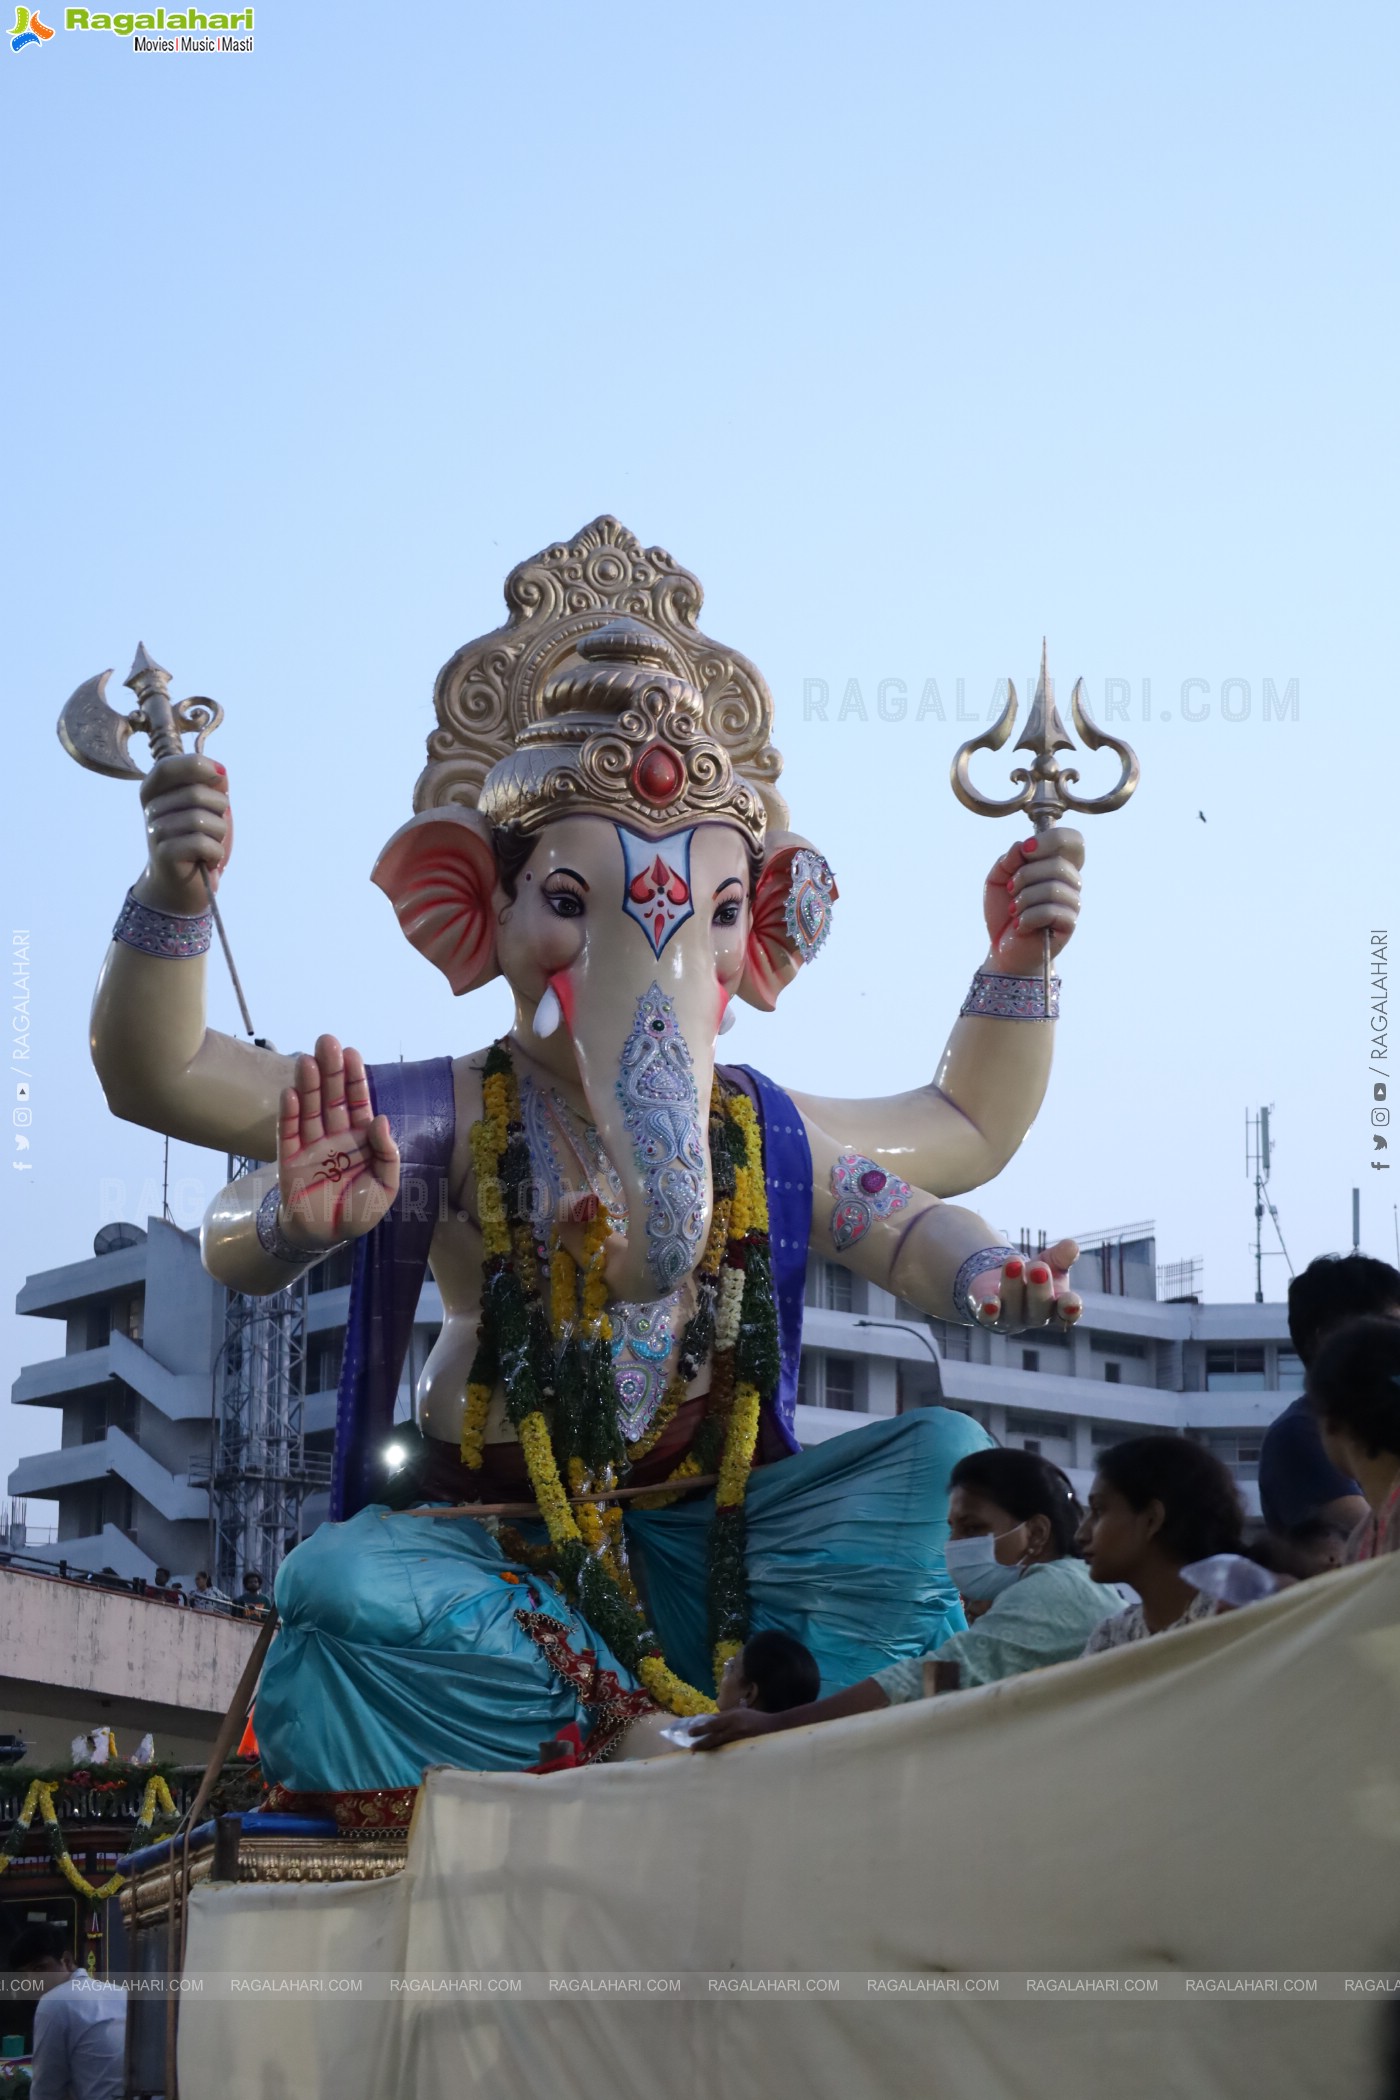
[0,1776,178,1902]
[466,1051,776,1719]
[460,1382,491,1471]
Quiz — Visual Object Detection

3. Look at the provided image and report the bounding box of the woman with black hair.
[1078,1435,1243,1652]
[694,1447,1122,1750]
[1306,1314,1400,1562]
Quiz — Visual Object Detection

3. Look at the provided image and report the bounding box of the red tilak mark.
[629,856,690,910]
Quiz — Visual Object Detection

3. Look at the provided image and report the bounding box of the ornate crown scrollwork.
[413,517,787,847]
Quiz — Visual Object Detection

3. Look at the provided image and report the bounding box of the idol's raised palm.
[278,1035,400,1250]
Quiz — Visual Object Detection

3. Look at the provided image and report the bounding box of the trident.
[58,645,256,1035]
[951,643,1139,1015]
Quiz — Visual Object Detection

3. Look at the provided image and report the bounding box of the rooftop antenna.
[1352,1187,1361,1255]
[1246,1105,1294,1303]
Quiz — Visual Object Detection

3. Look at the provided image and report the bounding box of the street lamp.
[853,1319,942,1413]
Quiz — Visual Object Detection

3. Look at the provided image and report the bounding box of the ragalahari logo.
[10,6,54,46]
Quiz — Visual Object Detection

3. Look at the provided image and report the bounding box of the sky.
[3,1,1396,1484]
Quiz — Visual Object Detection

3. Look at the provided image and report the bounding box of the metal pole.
[854,1318,943,1414]
[1353,1187,1361,1254]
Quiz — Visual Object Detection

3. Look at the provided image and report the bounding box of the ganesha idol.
[88,518,1088,1812]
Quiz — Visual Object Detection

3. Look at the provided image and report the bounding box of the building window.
[932,1320,971,1364]
[825,1356,858,1411]
[308,1244,357,1295]
[1203,1430,1263,1481]
[1092,1422,1134,1450]
[1090,1333,1147,1359]
[1006,1410,1071,1447]
[1276,1350,1304,1391]
[1021,1349,1039,1373]
[821,1264,853,1313]
[307,1333,345,1394]
[1205,1346,1267,1392]
[797,1354,810,1406]
[1104,1361,1121,1384]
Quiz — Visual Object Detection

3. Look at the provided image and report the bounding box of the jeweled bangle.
[952,1245,1021,1325]
[960,969,1061,1022]
[255,1186,344,1268]
[113,888,213,960]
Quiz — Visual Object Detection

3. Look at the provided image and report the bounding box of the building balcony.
[12,1345,115,1408]
[14,1242,148,1321]
[8,1426,208,1526]
[12,1330,211,1420]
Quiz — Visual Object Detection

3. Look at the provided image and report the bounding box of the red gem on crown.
[632,743,684,807]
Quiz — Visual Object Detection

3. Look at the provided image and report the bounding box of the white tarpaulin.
[181,1552,1400,2098]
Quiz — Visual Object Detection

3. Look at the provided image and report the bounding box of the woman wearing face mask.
[694,1449,1121,1750]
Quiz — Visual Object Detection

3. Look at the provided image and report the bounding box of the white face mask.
[944,1529,1026,1603]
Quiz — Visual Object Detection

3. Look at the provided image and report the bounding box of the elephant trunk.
[568,972,717,1305]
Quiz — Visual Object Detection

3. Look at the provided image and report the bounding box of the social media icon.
[1377,1134,1391,1150]
[1373,1107,1391,1128]
[13,1108,31,1128]
[1376,1082,1389,1102]
[13,1135,28,1151]
[15,1082,29,1102]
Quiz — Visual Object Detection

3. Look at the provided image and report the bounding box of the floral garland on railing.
[0,1775,178,1901]
[462,1043,779,1714]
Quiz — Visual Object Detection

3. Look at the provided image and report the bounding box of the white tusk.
[718,1005,736,1036]
[534,985,563,1039]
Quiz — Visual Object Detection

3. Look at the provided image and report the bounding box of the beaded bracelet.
[952,1245,1021,1326]
[112,888,212,960]
[960,969,1061,1022]
[256,1186,345,1268]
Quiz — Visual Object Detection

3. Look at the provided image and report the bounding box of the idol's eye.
[712,899,741,928]
[543,878,586,919]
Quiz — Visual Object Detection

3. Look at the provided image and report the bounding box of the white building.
[8,1220,1292,1580]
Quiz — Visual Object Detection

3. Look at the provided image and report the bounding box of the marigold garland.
[0,1775,178,1902]
[463,1044,777,1719]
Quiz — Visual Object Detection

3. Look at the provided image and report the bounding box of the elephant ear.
[738,832,839,1012]
[372,807,501,995]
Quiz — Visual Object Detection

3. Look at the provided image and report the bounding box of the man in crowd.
[10,1923,125,2100]
[1259,1253,1400,1540]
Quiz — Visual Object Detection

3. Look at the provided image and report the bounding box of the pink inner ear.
[738,847,805,1012]
[372,814,500,996]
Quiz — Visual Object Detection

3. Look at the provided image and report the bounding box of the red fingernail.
[1029,1264,1050,1284]
[1022,838,1037,853]
[980,1298,1000,1317]
[213,762,227,776]
[1004,1258,1024,1279]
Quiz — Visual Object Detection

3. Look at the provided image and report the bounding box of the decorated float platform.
[146,1551,1400,2100]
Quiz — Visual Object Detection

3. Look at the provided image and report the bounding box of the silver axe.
[58,644,256,1036]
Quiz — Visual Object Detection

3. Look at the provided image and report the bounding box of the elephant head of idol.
[371,518,838,1303]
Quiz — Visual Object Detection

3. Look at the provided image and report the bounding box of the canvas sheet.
[181,1552,1400,2099]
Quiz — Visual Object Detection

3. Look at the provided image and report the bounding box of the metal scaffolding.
[192,1155,325,1591]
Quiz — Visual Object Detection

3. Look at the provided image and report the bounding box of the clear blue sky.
[4,2,1396,1481]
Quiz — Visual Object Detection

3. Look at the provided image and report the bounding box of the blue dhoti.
[256,1408,990,1794]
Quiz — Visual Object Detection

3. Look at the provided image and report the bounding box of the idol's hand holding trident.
[953,641,1139,1015]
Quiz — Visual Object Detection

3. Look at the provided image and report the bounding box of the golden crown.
[412,517,787,850]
